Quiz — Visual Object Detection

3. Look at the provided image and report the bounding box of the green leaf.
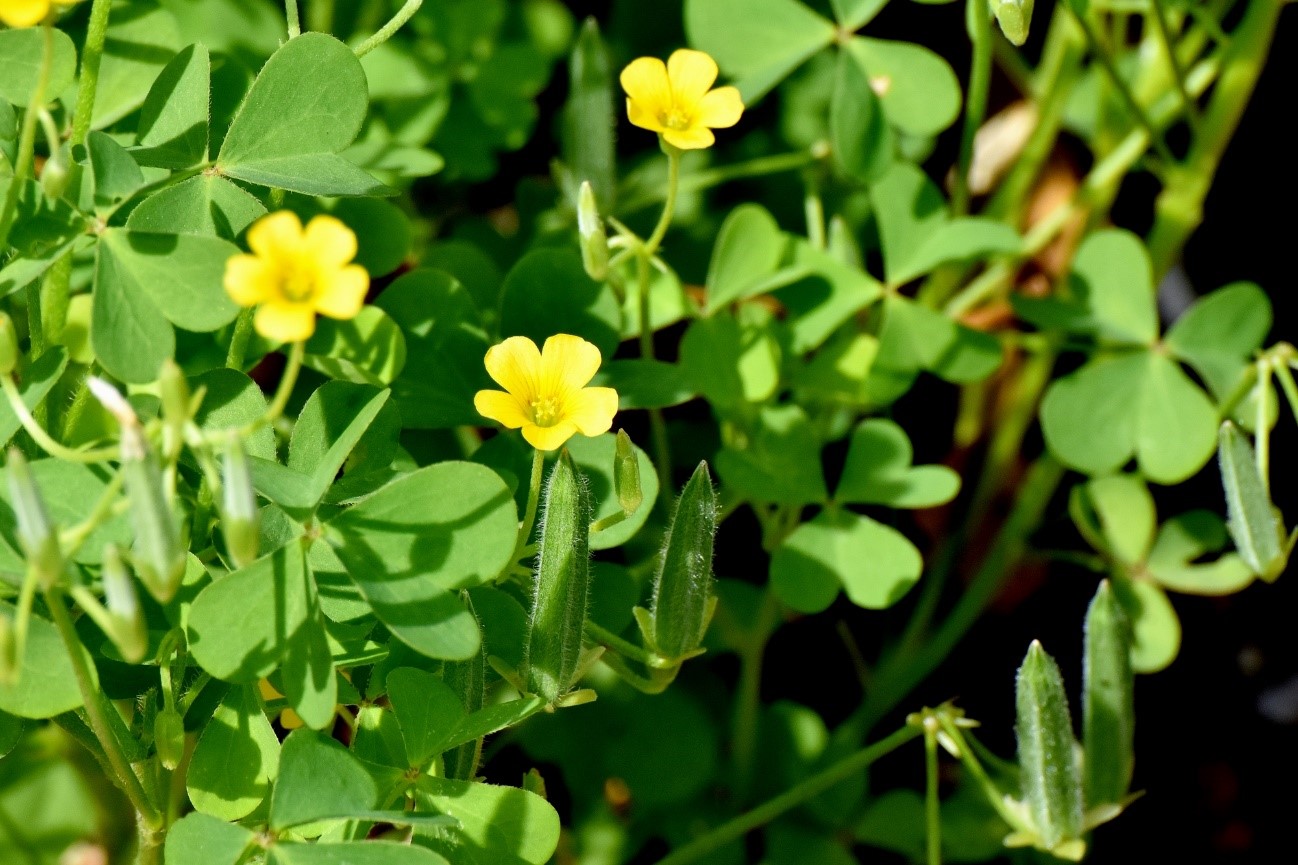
[829,47,893,183]
[888,218,1022,286]
[716,405,827,506]
[1068,229,1158,345]
[684,0,836,102]
[705,204,787,312]
[1040,353,1143,477]
[776,240,883,354]
[874,295,1002,385]
[85,132,146,211]
[562,18,616,211]
[0,459,130,566]
[845,37,961,137]
[1217,421,1284,578]
[269,729,378,829]
[272,842,449,865]
[498,249,622,358]
[0,181,87,298]
[831,0,890,29]
[0,28,78,107]
[442,697,546,754]
[218,32,386,196]
[414,776,562,865]
[187,683,280,820]
[101,228,240,331]
[1083,581,1135,808]
[0,602,85,719]
[304,307,408,386]
[679,313,781,410]
[187,541,309,682]
[326,462,517,660]
[1110,576,1180,673]
[1166,282,1272,397]
[134,43,210,169]
[589,359,695,409]
[1137,353,1218,484]
[794,329,879,405]
[280,572,337,730]
[1015,641,1083,851]
[126,174,267,238]
[870,163,947,284]
[603,691,718,807]
[330,198,412,278]
[90,1,185,128]
[190,368,276,459]
[0,348,66,449]
[770,509,922,612]
[564,432,659,551]
[0,758,98,862]
[1080,474,1155,566]
[834,419,960,508]
[1145,510,1254,595]
[164,812,255,865]
[387,667,466,768]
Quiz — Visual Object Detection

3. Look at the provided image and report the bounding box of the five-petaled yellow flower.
[0,0,65,27]
[474,335,619,451]
[224,211,369,344]
[621,49,744,150]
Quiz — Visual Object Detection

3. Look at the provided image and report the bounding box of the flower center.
[530,395,563,427]
[659,105,693,131]
[278,262,318,303]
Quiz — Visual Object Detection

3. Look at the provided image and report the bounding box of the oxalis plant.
[0,0,1289,862]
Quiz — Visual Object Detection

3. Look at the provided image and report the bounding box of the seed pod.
[1218,422,1285,580]
[101,546,147,664]
[524,450,592,704]
[121,426,185,603]
[154,707,186,770]
[1083,580,1134,808]
[991,0,1033,46]
[0,313,17,375]
[220,439,259,569]
[649,461,717,659]
[613,429,642,516]
[577,181,609,281]
[442,592,486,781]
[6,449,62,588]
[1016,640,1083,851]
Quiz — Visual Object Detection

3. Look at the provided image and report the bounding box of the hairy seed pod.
[1016,640,1083,851]
[577,181,609,281]
[6,449,62,588]
[220,439,259,569]
[1218,421,1285,580]
[1083,580,1134,808]
[649,461,717,659]
[0,313,17,375]
[442,592,486,781]
[121,426,185,603]
[102,546,147,663]
[613,429,642,516]
[154,707,186,771]
[991,0,1033,46]
[524,450,592,704]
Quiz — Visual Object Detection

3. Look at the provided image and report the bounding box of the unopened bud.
[613,429,642,516]
[220,439,259,569]
[648,461,717,659]
[6,449,62,588]
[121,426,185,603]
[40,148,71,201]
[154,707,185,770]
[991,0,1034,46]
[102,546,147,663]
[524,450,593,704]
[0,313,17,375]
[577,181,608,281]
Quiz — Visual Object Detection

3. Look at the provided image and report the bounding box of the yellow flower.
[223,211,369,343]
[474,335,619,451]
[620,49,744,150]
[1,0,52,27]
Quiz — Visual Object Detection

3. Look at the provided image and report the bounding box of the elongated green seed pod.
[442,593,486,781]
[991,0,1033,46]
[1083,580,1134,808]
[1016,640,1083,851]
[154,707,185,771]
[102,546,147,664]
[6,449,62,588]
[121,426,185,603]
[650,461,717,659]
[614,429,642,516]
[220,439,259,569]
[1218,422,1285,580]
[524,450,592,703]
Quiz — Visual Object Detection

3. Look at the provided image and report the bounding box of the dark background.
[480,1,1298,860]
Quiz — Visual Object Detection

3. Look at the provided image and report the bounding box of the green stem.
[584,620,656,665]
[285,0,302,38]
[70,0,114,149]
[256,341,306,431]
[953,0,993,216]
[45,588,162,829]
[0,22,55,253]
[39,254,73,354]
[730,630,767,802]
[803,170,825,249]
[644,146,680,256]
[1,375,118,463]
[1147,0,1201,130]
[513,449,545,562]
[655,725,923,865]
[1273,363,1298,428]
[618,150,819,214]
[225,308,255,370]
[308,0,336,32]
[924,726,942,865]
[353,0,423,58]
[1256,359,1272,496]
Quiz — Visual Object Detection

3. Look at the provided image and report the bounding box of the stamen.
[530,396,563,426]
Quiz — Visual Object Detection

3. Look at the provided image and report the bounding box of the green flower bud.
[648,461,717,659]
[220,439,259,569]
[991,0,1033,46]
[154,707,186,770]
[613,429,642,516]
[1083,581,1134,808]
[1016,640,1084,854]
[5,449,62,588]
[441,592,485,781]
[121,426,185,603]
[0,312,18,376]
[102,546,147,664]
[577,181,609,281]
[40,149,71,201]
[524,450,592,704]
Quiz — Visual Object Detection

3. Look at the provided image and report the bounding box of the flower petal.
[314,263,368,320]
[522,421,578,452]
[627,97,667,134]
[698,86,744,129]
[564,387,618,437]
[254,302,315,343]
[663,126,716,150]
[0,0,50,28]
[540,334,602,395]
[474,390,531,429]
[484,336,543,401]
[620,57,671,114]
[666,49,719,108]
[223,254,273,307]
[246,210,304,259]
[303,215,359,268]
